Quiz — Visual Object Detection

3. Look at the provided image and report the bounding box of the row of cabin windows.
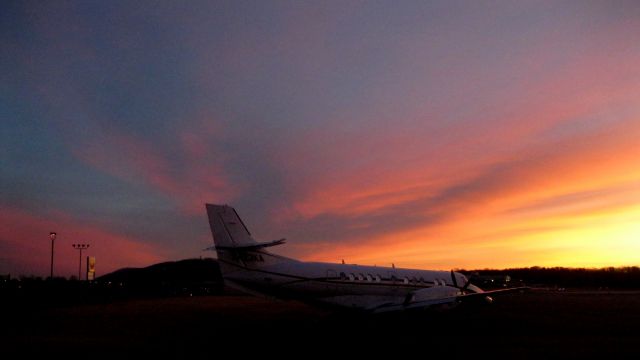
[340,273,381,282]
[338,272,447,285]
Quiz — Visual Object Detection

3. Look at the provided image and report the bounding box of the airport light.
[49,232,57,279]
[71,244,90,280]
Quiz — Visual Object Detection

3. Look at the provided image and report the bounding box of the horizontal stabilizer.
[212,238,286,251]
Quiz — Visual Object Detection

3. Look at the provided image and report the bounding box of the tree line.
[463,266,640,289]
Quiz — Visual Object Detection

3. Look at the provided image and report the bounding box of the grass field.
[2,290,639,358]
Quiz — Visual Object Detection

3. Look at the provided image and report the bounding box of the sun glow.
[302,202,640,270]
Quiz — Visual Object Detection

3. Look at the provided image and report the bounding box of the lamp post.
[49,232,57,279]
[71,244,90,280]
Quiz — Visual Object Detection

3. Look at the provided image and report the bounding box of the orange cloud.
[277,117,640,269]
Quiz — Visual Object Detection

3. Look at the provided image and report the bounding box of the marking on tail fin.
[233,208,252,236]
[218,213,235,243]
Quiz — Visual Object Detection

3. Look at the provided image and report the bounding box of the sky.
[1,1,640,278]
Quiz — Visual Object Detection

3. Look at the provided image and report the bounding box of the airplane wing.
[370,286,529,313]
[456,286,530,304]
[371,296,460,313]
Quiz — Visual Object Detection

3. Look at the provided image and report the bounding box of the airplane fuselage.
[218,250,474,310]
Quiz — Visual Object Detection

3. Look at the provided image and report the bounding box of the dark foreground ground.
[2,289,640,359]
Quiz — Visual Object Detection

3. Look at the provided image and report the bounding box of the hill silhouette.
[98,257,223,296]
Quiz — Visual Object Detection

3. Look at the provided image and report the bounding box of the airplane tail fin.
[206,204,257,248]
[205,204,293,275]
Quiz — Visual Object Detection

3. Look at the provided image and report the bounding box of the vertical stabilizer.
[205,204,294,277]
[206,204,257,248]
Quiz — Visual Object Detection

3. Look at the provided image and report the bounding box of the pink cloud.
[0,206,168,278]
[273,35,640,220]
[70,119,238,215]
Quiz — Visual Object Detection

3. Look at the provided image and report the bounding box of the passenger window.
[375,275,381,282]
[357,273,365,281]
[340,272,346,280]
[348,273,355,281]
[403,277,409,285]
[366,274,373,282]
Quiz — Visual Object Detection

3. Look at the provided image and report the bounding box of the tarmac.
[2,289,639,358]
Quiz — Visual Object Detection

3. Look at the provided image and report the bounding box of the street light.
[49,232,57,279]
[71,244,90,280]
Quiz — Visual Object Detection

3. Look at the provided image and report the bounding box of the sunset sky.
[2,1,639,277]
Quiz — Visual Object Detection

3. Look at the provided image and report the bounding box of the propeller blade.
[461,276,473,292]
[451,270,459,288]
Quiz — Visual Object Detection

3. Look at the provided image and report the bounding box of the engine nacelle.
[409,286,460,303]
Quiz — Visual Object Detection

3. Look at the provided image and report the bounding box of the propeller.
[461,277,473,292]
[451,270,474,294]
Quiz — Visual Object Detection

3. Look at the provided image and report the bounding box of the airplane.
[205,204,527,313]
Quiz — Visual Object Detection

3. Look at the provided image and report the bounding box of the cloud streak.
[70,120,238,215]
[272,114,640,268]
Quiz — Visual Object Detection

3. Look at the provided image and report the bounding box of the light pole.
[49,232,57,279]
[71,244,90,280]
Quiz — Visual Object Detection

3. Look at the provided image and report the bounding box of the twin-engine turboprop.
[206,204,525,313]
